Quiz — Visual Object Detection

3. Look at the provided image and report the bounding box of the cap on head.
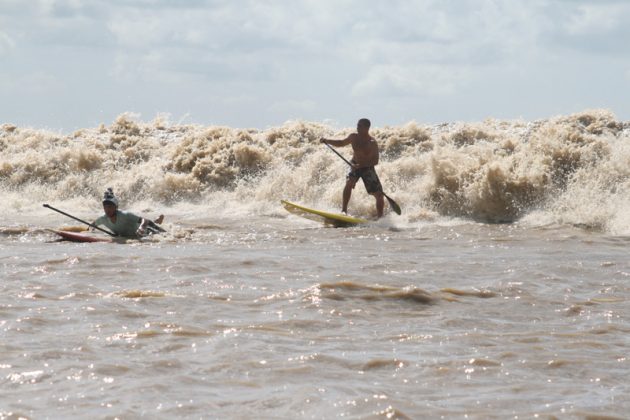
[102,187,119,207]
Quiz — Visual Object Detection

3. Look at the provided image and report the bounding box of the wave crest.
[2,110,630,231]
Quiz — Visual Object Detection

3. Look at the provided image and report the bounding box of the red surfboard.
[50,229,113,243]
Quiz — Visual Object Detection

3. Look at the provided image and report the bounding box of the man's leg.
[374,192,385,218]
[343,178,358,213]
[147,215,166,233]
[362,167,384,218]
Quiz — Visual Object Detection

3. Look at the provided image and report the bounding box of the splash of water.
[2,110,629,232]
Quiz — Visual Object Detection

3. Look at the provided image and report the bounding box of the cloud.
[105,2,319,51]
[102,2,341,85]
[338,1,549,99]
[563,3,627,35]
[268,99,317,115]
[541,1,630,55]
[0,70,62,94]
[352,64,469,97]
[107,13,167,49]
[0,31,15,55]
[2,0,630,130]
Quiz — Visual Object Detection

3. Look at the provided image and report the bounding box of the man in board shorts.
[321,118,385,218]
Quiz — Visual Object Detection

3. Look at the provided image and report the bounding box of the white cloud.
[111,52,164,82]
[540,0,630,55]
[107,14,166,48]
[0,70,62,94]
[338,1,549,99]
[0,31,15,55]
[36,0,85,17]
[564,3,626,35]
[269,99,317,115]
[2,0,630,130]
[352,64,468,97]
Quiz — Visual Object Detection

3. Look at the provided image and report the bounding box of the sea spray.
[1,110,629,232]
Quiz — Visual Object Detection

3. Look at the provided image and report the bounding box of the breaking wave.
[2,110,629,232]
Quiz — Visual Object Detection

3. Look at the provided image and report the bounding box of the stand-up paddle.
[323,143,402,215]
[43,204,117,236]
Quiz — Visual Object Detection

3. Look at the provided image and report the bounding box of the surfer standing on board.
[92,188,165,237]
[320,118,385,218]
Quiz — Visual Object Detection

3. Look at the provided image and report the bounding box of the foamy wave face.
[425,112,622,223]
[1,110,629,231]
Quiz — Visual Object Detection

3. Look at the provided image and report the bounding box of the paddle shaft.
[43,204,117,236]
[324,141,354,167]
[323,142,402,215]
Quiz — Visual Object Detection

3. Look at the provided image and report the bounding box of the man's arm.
[90,216,104,231]
[136,217,148,236]
[320,134,354,147]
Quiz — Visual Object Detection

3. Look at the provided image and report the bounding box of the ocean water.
[2,110,630,419]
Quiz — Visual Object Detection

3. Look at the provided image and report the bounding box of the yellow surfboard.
[281,200,368,227]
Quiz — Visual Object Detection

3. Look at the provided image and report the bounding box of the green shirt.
[94,210,143,237]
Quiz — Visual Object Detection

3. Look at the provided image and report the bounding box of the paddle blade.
[385,194,402,215]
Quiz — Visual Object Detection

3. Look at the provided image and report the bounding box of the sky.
[1,0,629,132]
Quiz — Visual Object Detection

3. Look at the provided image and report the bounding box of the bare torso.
[350,133,379,168]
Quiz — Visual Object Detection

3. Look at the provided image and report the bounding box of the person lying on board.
[320,118,385,218]
[92,188,165,237]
